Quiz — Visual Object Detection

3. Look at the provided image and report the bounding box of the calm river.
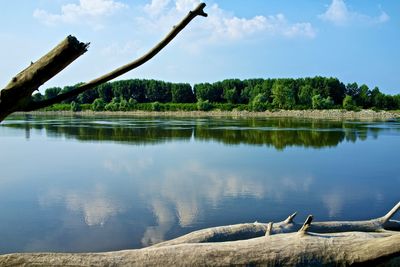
[0,115,399,254]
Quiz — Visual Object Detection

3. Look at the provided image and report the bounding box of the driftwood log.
[1,202,399,266]
[0,3,208,122]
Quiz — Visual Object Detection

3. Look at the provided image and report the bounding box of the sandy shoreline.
[16,109,400,121]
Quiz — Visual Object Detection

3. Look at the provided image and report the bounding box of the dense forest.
[33,77,400,112]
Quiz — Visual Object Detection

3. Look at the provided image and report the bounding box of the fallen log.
[1,202,399,266]
[1,228,400,266]
[153,201,400,247]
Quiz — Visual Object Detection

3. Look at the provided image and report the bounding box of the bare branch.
[381,201,400,224]
[24,3,208,111]
[299,215,313,233]
[0,36,88,120]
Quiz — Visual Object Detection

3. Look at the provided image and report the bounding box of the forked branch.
[0,3,207,121]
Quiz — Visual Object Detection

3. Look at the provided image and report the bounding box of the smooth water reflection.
[0,115,399,254]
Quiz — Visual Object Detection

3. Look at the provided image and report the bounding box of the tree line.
[33,77,400,111]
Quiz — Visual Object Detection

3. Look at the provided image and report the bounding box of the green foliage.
[119,99,129,111]
[251,93,269,111]
[44,87,62,100]
[71,101,81,112]
[91,98,106,111]
[44,104,71,111]
[171,83,195,103]
[32,93,44,102]
[197,99,213,111]
[298,85,313,106]
[312,95,334,109]
[96,83,113,103]
[151,102,161,111]
[40,77,399,112]
[104,97,120,111]
[194,83,222,103]
[343,95,356,110]
[146,80,172,103]
[272,80,295,109]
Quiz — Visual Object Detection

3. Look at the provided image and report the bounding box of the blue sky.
[0,0,399,94]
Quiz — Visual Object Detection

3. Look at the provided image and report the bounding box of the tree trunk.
[1,202,399,266]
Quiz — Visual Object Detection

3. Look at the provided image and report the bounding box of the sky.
[0,0,399,94]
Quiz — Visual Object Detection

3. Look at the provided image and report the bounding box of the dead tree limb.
[0,3,208,122]
[152,201,400,247]
[1,229,400,266]
[1,202,399,266]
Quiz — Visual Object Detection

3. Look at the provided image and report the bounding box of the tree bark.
[1,202,399,266]
[1,230,399,266]
[153,201,400,247]
[0,3,207,122]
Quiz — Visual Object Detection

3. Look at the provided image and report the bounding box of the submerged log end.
[299,215,313,234]
[284,212,298,224]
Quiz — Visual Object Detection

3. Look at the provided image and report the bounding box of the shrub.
[312,94,334,109]
[71,101,81,112]
[251,94,268,112]
[343,95,358,111]
[105,102,119,111]
[197,100,212,111]
[119,99,129,111]
[151,102,162,111]
[91,98,106,111]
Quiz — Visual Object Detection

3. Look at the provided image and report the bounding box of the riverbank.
[18,109,400,121]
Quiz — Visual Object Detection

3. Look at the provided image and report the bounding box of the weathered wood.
[1,231,399,266]
[0,36,88,121]
[153,201,400,247]
[0,3,208,122]
[1,202,399,266]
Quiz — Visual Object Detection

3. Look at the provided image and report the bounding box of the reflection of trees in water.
[194,128,345,149]
[2,116,390,149]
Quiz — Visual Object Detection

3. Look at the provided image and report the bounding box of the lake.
[0,114,399,254]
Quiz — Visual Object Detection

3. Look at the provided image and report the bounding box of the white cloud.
[322,192,343,218]
[140,0,316,42]
[319,0,389,26]
[39,185,124,226]
[144,0,171,16]
[33,0,127,27]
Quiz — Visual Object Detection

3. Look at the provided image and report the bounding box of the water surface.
[0,115,399,253]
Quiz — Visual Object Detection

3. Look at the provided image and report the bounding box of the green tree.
[220,79,244,104]
[357,84,371,108]
[298,84,313,107]
[71,101,81,112]
[32,93,44,102]
[197,99,212,111]
[91,98,106,111]
[119,99,129,111]
[343,95,356,110]
[251,93,268,111]
[96,83,113,103]
[272,80,296,109]
[194,83,222,103]
[312,94,324,109]
[145,80,172,103]
[171,83,195,103]
[105,97,120,111]
[44,87,62,100]
[151,101,162,111]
